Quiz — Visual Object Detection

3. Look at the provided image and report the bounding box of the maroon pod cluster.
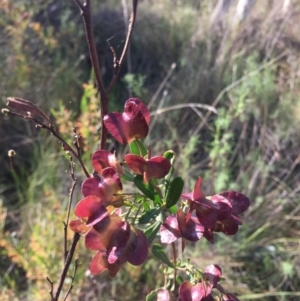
[70,195,148,276]
[160,177,250,244]
[125,154,171,183]
[70,147,149,276]
[179,265,240,301]
[104,98,150,144]
[67,96,250,301]
[69,98,172,277]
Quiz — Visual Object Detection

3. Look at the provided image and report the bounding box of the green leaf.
[165,177,184,208]
[144,221,161,245]
[152,243,175,268]
[121,169,134,182]
[145,290,157,301]
[134,175,162,205]
[139,208,161,224]
[129,139,147,156]
[176,275,184,285]
[168,205,178,214]
[142,200,150,211]
[80,89,89,113]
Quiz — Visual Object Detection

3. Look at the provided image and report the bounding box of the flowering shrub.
[2,1,250,300]
[69,97,250,300]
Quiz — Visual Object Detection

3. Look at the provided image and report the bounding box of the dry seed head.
[8,150,16,157]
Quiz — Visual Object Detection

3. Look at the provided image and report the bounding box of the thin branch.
[3,110,90,177]
[46,276,54,301]
[73,0,84,10]
[171,242,177,290]
[53,232,80,301]
[63,258,79,301]
[64,156,77,261]
[73,0,108,150]
[107,0,138,95]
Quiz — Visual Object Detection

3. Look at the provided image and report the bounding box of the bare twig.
[63,258,79,301]
[64,156,78,261]
[3,109,90,177]
[53,232,80,301]
[107,0,138,95]
[46,276,54,301]
[121,0,132,96]
[73,0,108,150]
[172,242,177,290]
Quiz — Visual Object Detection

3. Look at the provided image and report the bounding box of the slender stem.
[53,232,80,301]
[63,258,79,301]
[171,242,177,290]
[64,156,78,261]
[73,0,108,150]
[4,110,90,177]
[46,277,54,301]
[107,0,138,95]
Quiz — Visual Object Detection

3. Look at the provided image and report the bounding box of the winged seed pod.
[6,97,51,123]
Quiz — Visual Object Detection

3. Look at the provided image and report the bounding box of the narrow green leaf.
[80,89,89,113]
[121,169,134,182]
[134,175,162,205]
[145,290,157,301]
[144,221,161,245]
[129,139,147,156]
[152,243,175,268]
[139,208,161,224]
[142,200,150,211]
[165,177,184,208]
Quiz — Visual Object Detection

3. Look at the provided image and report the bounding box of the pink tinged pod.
[92,150,124,175]
[89,250,120,277]
[104,98,150,144]
[81,167,122,205]
[177,209,204,242]
[124,154,171,182]
[157,289,170,301]
[181,177,219,210]
[127,228,149,265]
[87,220,148,276]
[74,195,108,226]
[85,215,123,250]
[219,191,250,215]
[212,191,250,235]
[69,219,91,234]
[179,281,211,301]
[107,222,131,265]
[203,264,222,287]
[160,215,181,244]
[214,217,239,235]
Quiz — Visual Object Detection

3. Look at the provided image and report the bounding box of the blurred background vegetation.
[1,0,300,300]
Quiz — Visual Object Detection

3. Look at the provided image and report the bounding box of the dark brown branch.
[107,0,138,95]
[53,232,80,301]
[63,258,79,301]
[73,0,108,150]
